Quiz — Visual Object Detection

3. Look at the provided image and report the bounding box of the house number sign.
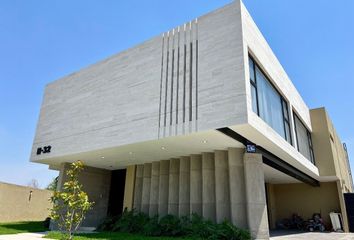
[36,146,52,155]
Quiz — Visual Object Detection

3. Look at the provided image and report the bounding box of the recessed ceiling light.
[129,151,133,155]
[161,146,166,150]
[202,140,208,144]
[101,156,105,159]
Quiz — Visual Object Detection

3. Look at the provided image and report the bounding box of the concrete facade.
[30,0,353,239]
[30,1,318,181]
[0,182,52,223]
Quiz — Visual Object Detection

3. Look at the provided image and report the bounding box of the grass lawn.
[45,231,199,240]
[0,221,48,235]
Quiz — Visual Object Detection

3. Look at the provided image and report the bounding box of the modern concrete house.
[30,1,353,239]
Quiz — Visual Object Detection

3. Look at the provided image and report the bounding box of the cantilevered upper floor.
[31,0,320,181]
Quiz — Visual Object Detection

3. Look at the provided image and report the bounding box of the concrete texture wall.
[31,1,247,164]
[57,163,111,227]
[244,153,269,240]
[130,148,265,228]
[130,149,271,239]
[268,182,341,230]
[0,182,52,222]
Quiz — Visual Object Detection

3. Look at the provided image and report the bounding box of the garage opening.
[263,164,343,233]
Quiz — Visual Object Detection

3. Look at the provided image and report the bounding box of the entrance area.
[107,169,126,217]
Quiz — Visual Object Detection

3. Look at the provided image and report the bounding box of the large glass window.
[294,113,315,164]
[249,56,292,144]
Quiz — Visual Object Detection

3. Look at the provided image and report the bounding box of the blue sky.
[0,0,353,188]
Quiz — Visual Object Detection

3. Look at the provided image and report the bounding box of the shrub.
[112,209,149,233]
[159,214,183,236]
[143,215,161,236]
[215,221,251,240]
[188,213,217,239]
[99,209,250,240]
[96,215,119,231]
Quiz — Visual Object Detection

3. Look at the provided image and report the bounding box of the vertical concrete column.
[123,165,136,211]
[228,148,247,228]
[133,164,144,211]
[168,159,180,215]
[158,160,170,216]
[266,183,277,230]
[244,153,269,240]
[149,162,160,216]
[190,154,202,215]
[202,152,216,222]
[215,150,231,222]
[179,156,190,216]
[56,163,69,191]
[141,163,152,214]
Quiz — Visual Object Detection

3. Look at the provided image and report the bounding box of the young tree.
[50,161,94,240]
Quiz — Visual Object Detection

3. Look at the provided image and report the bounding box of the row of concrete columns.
[132,149,269,239]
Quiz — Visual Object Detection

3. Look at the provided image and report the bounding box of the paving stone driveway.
[270,231,354,240]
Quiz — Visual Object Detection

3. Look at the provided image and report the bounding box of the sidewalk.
[270,231,354,240]
[0,232,52,240]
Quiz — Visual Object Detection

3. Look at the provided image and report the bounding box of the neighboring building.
[30,1,353,239]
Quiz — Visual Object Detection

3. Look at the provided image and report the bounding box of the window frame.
[249,57,260,115]
[293,112,316,164]
[281,99,292,145]
[248,54,292,145]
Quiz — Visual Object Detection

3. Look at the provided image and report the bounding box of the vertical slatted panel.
[149,161,160,216]
[190,154,202,215]
[133,164,144,211]
[168,158,180,215]
[131,149,246,224]
[158,160,170,216]
[141,163,152,214]
[202,152,216,221]
[215,150,231,222]
[179,156,191,216]
[158,19,198,138]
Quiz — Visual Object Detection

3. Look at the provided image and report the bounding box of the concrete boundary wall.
[0,182,52,222]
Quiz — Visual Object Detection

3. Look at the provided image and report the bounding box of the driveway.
[0,232,51,240]
[270,230,354,240]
